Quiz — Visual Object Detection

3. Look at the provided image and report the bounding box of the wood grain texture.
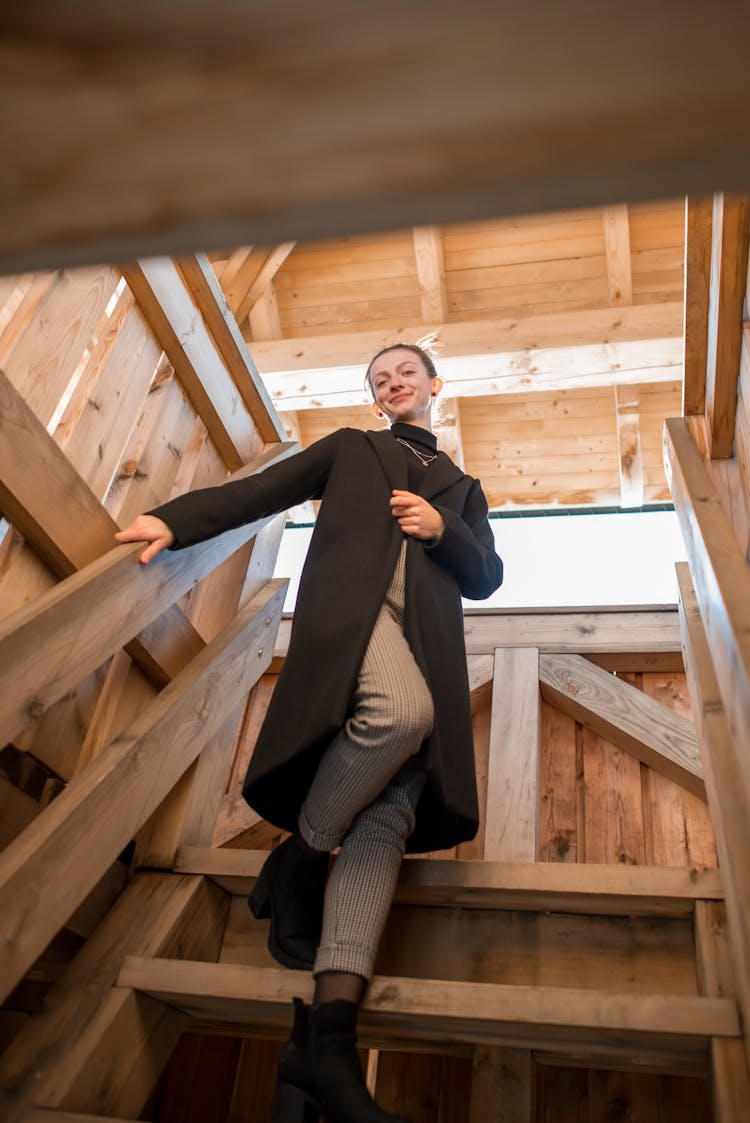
[121,259,264,470]
[0,873,227,1122]
[705,194,750,458]
[678,563,750,1078]
[0,579,284,1004]
[683,196,713,415]
[603,204,633,306]
[665,417,750,768]
[251,303,682,373]
[177,254,286,442]
[486,648,540,861]
[175,845,723,916]
[470,1046,534,1123]
[0,442,295,746]
[539,653,704,798]
[694,899,750,1122]
[118,957,741,1052]
[1,4,748,272]
[463,611,681,656]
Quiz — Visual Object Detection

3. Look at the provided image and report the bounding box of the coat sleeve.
[428,479,503,600]
[148,429,344,549]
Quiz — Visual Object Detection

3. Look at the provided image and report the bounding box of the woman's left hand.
[390,490,445,541]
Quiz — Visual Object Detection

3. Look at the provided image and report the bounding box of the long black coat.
[153,427,503,852]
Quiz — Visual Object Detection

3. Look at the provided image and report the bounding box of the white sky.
[273,508,687,613]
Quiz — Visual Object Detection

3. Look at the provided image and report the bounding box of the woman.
[116,344,503,1123]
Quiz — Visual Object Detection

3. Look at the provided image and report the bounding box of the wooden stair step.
[118,958,739,1068]
[174,847,723,918]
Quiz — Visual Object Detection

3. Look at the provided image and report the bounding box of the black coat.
[152,427,503,852]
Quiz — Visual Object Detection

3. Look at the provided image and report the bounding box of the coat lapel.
[366,429,464,502]
[366,429,408,491]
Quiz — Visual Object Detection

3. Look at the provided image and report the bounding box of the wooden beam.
[249,304,683,374]
[0,366,207,689]
[539,652,705,798]
[485,648,540,861]
[602,204,633,306]
[120,259,263,469]
[273,610,683,660]
[694,899,750,1120]
[0,442,295,748]
[683,196,713,415]
[2,4,749,273]
[259,335,683,411]
[248,284,283,342]
[705,194,750,457]
[177,254,287,442]
[665,417,750,761]
[119,958,740,1055]
[235,243,296,326]
[413,226,448,322]
[614,385,644,508]
[0,579,285,1004]
[0,872,227,1123]
[463,611,682,656]
[175,845,723,917]
[677,563,750,1075]
[37,988,186,1118]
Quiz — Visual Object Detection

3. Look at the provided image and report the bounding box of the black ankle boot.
[247,836,329,970]
[272,998,412,1123]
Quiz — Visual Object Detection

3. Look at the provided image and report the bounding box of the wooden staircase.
[2,850,747,1122]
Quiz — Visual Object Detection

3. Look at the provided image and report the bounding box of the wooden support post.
[677,563,750,1076]
[665,418,750,763]
[0,579,285,1004]
[705,194,750,458]
[683,196,713,416]
[695,900,750,1123]
[470,1045,535,1123]
[539,651,704,798]
[485,648,540,861]
[413,226,448,323]
[603,204,633,307]
[248,284,283,342]
[0,872,228,1123]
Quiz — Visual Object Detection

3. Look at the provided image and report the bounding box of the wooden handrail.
[0,441,296,748]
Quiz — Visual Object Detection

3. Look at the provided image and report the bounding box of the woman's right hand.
[114,515,175,564]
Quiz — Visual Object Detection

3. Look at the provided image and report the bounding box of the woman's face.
[369,348,435,424]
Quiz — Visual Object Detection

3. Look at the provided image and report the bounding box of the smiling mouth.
[390,393,411,404]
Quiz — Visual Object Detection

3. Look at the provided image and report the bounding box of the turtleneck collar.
[390,422,438,452]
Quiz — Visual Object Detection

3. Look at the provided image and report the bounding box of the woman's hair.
[364,342,439,397]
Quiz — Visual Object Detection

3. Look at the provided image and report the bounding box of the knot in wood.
[27,698,46,721]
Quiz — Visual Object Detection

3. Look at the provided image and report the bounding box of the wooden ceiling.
[210,199,685,511]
